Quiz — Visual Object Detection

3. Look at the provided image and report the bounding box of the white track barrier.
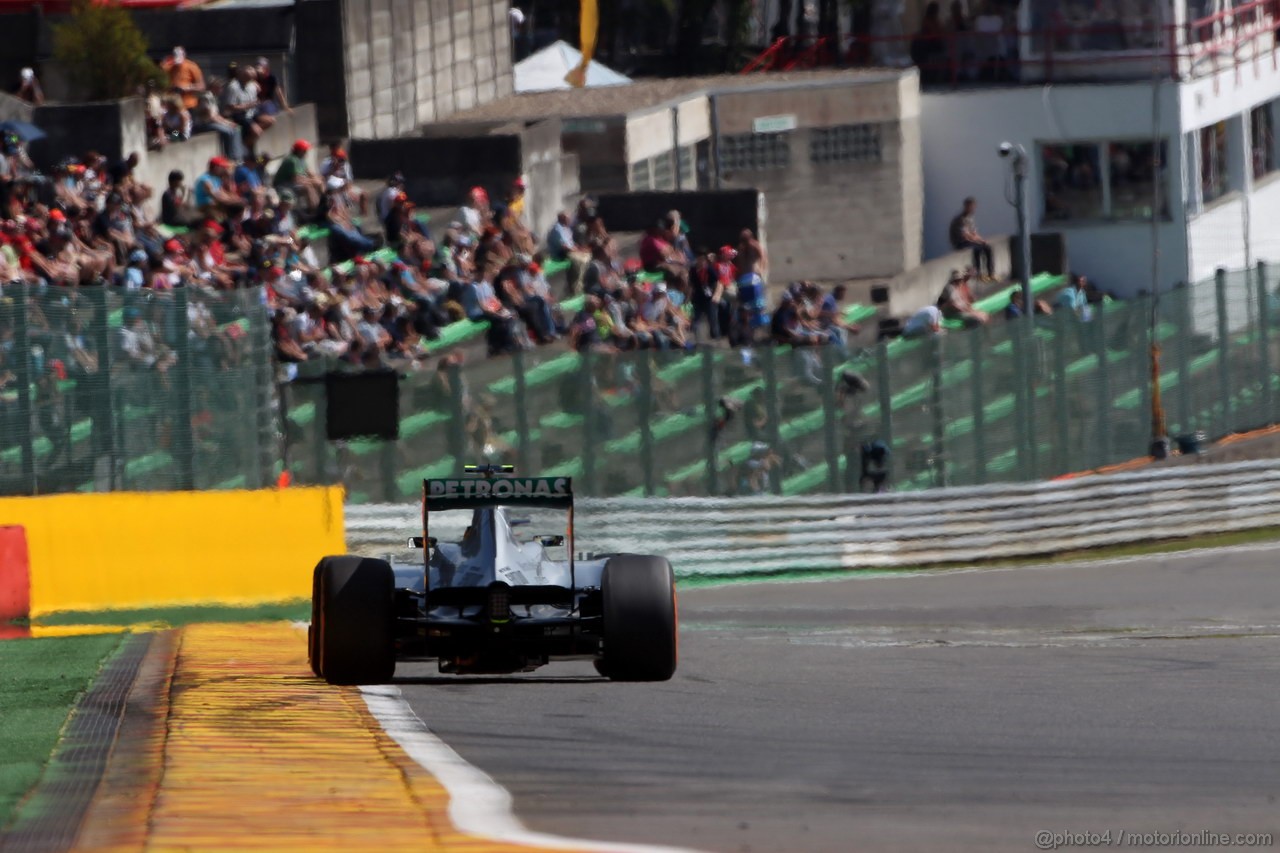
[344,460,1280,575]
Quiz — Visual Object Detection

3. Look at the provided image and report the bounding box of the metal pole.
[968,326,986,485]
[1013,147,1034,320]
[580,352,599,495]
[173,285,195,490]
[446,361,467,467]
[700,348,719,495]
[927,334,946,488]
[87,285,115,490]
[1215,267,1232,435]
[820,346,839,491]
[1256,260,1273,422]
[1175,282,1193,435]
[13,283,34,494]
[1094,305,1112,468]
[875,341,893,452]
[760,345,783,496]
[512,349,532,474]
[1052,312,1070,476]
[637,352,656,496]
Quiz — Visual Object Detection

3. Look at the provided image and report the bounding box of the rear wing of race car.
[420,472,576,591]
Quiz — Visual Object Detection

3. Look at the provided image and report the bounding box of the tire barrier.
[345,460,1280,576]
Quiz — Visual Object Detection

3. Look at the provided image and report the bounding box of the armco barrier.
[0,487,344,616]
[345,461,1280,575]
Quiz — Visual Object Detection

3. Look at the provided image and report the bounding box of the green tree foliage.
[52,0,164,102]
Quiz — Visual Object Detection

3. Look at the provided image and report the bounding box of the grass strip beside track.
[0,633,124,830]
[30,600,310,630]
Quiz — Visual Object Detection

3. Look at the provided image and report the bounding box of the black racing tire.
[308,561,323,678]
[316,555,396,685]
[600,554,678,682]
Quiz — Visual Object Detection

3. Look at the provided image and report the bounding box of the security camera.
[998,141,1014,158]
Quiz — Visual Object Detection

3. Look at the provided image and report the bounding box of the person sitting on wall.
[161,46,205,111]
[948,197,996,281]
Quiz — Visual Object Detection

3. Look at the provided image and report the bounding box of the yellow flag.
[565,0,598,88]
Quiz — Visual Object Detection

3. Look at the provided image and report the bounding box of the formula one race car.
[308,465,678,685]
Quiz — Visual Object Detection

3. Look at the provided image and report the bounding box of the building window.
[1200,121,1229,203]
[1041,140,1169,222]
[630,159,652,191]
[652,152,675,190]
[678,145,696,188]
[1041,144,1103,221]
[809,124,883,164]
[720,132,791,171]
[1108,141,1169,220]
[1251,103,1276,180]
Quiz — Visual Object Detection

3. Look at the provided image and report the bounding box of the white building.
[908,0,1280,296]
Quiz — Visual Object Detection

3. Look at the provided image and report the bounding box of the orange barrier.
[0,524,29,621]
[0,487,344,616]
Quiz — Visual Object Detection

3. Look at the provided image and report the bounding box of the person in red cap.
[273,139,323,211]
[320,142,366,214]
[459,186,491,236]
[194,157,240,217]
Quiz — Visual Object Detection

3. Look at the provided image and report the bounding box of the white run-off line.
[360,685,706,853]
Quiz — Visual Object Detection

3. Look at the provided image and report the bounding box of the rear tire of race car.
[600,554,678,682]
[308,561,323,678]
[316,555,396,685]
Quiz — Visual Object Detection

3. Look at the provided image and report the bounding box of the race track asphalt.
[395,544,1280,853]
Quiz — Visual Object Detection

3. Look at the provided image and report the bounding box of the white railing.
[344,460,1280,576]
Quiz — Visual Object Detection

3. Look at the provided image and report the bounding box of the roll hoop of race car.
[309,465,678,684]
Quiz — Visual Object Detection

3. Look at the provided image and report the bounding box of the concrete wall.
[134,132,223,219]
[29,99,142,170]
[520,118,565,239]
[563,117,628,193]
[844,237,1016,319]
[340,0,513,140]
[714,74,920,282]
[920,83,1189,299]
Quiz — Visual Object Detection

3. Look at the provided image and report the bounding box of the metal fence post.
[1256,260,1272,422]
[446,361,468,467]
[927,334,946,488]
[173,285,195,490]
[700,348,719,496]
[969,326,986,486]
[12,282,34,494]
[1052,312,1070,477]
[761,345,783,496]
[637,352,656,496]
[1175,282,1193,435]
[1215,267,1232,435]
[875,341,893,452]
[512,349,532,474]
[246,287,275,488]
[1012,322,1032,480]
[1094,306,1112,468]
[87,285,116,490]
[1137,294,1153,462]
[580,352,599,495]
[820,346,840,492]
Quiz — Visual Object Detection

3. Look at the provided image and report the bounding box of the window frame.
[1038,137,1171,225]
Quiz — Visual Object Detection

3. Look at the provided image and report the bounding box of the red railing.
[740,0,1279,85]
